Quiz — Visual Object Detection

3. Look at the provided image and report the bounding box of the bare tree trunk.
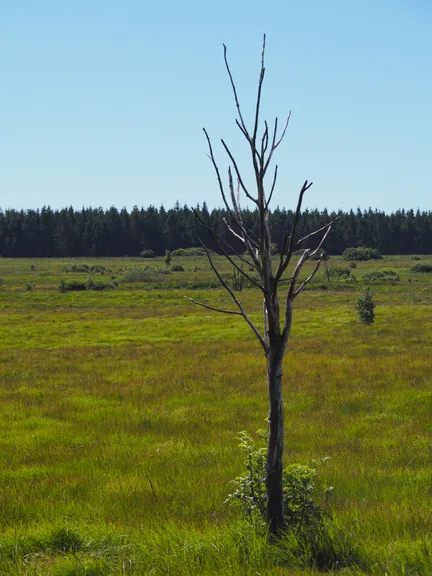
[190,35,337,537]
[266,342,286,534]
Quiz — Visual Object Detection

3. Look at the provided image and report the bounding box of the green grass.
[0,255,431,574]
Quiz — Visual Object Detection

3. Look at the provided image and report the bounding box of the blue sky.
[0,0,431,212]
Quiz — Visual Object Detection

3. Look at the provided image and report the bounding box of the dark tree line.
[0,203,431,258]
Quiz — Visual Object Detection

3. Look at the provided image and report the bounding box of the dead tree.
[187,36,337,536]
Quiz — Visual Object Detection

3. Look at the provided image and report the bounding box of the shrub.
[226,431,330,540]
[410,263,432,274]
[59,278,115,292]
[140,249,155,258]
[171,247,209,257]
[170,264,184,272]
[356,288,375,324]
[62,264,111,274]
[412,256,422,261]
[326,267,352,280]
[122,267,171,283]
[85,278,115,291]
[164,250,172,265]
[343,247,382,261]
[24,282,35,291]
[363,269,399,282]
[59,279,86,292]
[349,261,357,269]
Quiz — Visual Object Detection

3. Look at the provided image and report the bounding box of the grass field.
[0,255,431,575]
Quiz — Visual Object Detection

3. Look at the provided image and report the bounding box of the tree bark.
[266,344,286,534]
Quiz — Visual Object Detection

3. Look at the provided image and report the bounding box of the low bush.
[170,264,184,272]
[356,287,375,324]
[171,247,209,257]
[343,247,382,261]
[59,278,116,292]
[122,267,171,283]
[410,263,432,273]
[62,264,111,274]
[140,250,155,258]
[363,269,400,282]
[326,267,352,280]
[226,431,331,541]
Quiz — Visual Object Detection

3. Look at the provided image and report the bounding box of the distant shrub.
[192,265,212,272]
[343,247,382,261]
[349,261,357,269]
[62,264,111,274]
[410,263,432,274]
[171,247,209,257]
[412,256,422,261]
[24,282,35,291]
[140,250,155,258]
[29,264,37,271]
[327,267,352,280]
[363,269,399,282]
[170,264,184,272]
[59,279,86,292]
[122,267,171,283]
[183,280,221,289]
[85,278,116,291]
[164,250,172,265]
[271,243,279,255]
[356,288,375,324]
[59,278,116,292]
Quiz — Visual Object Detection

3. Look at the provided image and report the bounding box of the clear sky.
[0,0,431,212]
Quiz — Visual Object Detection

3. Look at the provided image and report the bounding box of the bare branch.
[203,128,237,219]
[185,297,241,315]
[235,119,249,140]
[294,216,341,248]
[264,164,278,212]
[275,179,313,283]
[223,217,262,270]
[261,121,269,159]
[279,234,288,268]
[294,258,323,297]
[287,249,309,300]
[224,44,250,141]
[252,34,266,146]
[263,112,291,175]
[221,139,258,205]
[308,224,333,259]
[196,234,268,351]
[274,112,291,149]
[192,209,264,290]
